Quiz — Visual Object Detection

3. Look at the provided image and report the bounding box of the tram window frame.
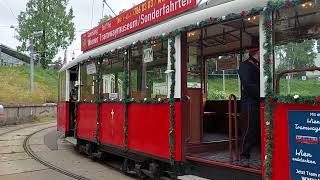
[186,16,260,101]
[129,40,169,99]
[273,4,320,96]
[100,50,125,100]
[79,61,99,101]
[58,71,67,102]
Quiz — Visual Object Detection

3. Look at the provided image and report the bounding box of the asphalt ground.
[0,122,134,180]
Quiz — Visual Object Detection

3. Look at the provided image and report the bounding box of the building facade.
[0,44,30,66]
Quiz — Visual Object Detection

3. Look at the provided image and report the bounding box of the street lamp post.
[10,25,43,93]
[29,38,35,93]
[29,31,43,93]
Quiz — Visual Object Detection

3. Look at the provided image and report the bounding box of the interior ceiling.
[275,5,320,44]
[187,17,260,57]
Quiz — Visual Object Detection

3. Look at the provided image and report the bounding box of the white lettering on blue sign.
[289,110,320,180]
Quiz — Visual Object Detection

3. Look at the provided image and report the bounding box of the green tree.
[275,40,317,73]
[99,15,112,25]
[17,0,75,68]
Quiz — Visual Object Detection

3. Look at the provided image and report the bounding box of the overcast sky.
[0,0,144,62]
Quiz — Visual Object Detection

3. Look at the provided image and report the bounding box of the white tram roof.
[61,0,269,71]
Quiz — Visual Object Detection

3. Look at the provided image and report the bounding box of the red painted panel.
[99,103,125,147]
[128,102,182,161]
[175,102,182,161]
[260,103,266,180]
[261,103,320,180]
[57,101,69,133]
[77,103,97,142]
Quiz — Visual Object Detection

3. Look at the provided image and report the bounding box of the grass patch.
[206,78,320,100]
[208,78,240,99]
[279,78,320,96]
[0,65,58,104]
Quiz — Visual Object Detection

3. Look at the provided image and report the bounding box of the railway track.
[23,126,92,180]
[1,124,167,180]
[0,122,52,137]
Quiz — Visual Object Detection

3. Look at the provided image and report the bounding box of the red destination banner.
[81,0,197,52]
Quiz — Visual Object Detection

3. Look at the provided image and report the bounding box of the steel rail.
[23,126,91,180]
[0,122,53,137]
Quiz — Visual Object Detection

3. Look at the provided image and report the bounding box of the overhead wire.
[0,0,16,18]
[103,0,117,17]
[102,0,105,19]
[90,0,95,28]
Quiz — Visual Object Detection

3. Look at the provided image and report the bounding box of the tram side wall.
[0,104,57,126]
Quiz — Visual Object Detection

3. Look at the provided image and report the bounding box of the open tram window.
[58,71,66,102]
[206,54,241,100]
[130,40,168,99]
[187,30,202,89]
[101,51,125,100]
[80,61,98,101]
[185,14,263,170]
[274,3,320,96]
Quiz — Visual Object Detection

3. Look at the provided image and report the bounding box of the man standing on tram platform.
[238,47,261,164]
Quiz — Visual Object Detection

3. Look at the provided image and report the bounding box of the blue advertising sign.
[288,110,320,180]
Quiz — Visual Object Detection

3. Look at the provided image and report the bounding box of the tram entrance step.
[65,136,77,145]
[178,175,209,180]
[185,150,262,175]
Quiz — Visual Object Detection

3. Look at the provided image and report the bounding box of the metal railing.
[228,94,239,162]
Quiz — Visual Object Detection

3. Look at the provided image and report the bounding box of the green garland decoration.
[262,1,313,179]
[169,35,176,165]
[95,58,102,144]
[103,98,168,104]
[275,96,320,105]
[123,49,129,152]
[262,7,274,180]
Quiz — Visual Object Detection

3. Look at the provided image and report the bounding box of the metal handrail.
[228,94,239,162]
[275,67,320,94]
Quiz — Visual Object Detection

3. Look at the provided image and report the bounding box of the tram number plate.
[288,110,320,180]
[143,48,153,63]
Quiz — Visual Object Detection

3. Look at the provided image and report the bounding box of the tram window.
[187,45,201,88]
[101,51,125,100]
[207,55,240,100]
[80,61,98,101]
[187,30,201,88]
[186,16,260,100]
[130,40,168,99]
[274,4,320,96]
[58,71,66,101]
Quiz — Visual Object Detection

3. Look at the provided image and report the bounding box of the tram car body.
[58,0,320,179]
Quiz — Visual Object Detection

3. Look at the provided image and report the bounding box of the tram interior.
[185,16,262,169]
[130,40,169,99]
[68,66,79,136]
[185,3,320,171]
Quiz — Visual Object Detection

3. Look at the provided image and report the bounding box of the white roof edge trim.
[60,0,268,72]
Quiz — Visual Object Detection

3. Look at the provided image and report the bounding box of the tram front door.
[67,67,79,137]
[183,16,262,171]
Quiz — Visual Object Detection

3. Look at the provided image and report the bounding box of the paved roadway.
[0,122,134,180]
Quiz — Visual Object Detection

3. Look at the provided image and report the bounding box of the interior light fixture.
[187,31,197,37]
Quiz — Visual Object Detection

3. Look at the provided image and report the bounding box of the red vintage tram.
[57,0,320,179]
